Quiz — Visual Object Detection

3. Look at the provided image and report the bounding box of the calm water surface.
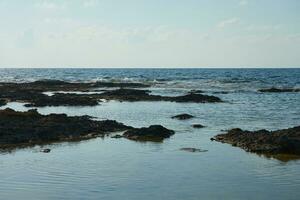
[0,68,299,200]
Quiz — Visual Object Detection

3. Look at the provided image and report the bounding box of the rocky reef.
[99,88,222,103]
[0,80,223,107]
[213,126,300,156]
[0,108,132,149]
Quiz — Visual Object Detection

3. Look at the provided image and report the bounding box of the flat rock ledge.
[212,126,300,156]
[0,108,132,149]
[123,125,175,142]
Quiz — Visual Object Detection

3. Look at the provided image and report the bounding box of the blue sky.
[0,0,299,67]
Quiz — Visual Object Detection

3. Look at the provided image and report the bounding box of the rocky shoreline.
[212,126,300,156]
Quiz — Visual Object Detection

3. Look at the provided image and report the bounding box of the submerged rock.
[0,108,131,149]
[192,124,205,128]
[258,87,300,93]
[172,114,194,120]
[180,148,208,153]
[123,125,175,142]
[213,126,300,156]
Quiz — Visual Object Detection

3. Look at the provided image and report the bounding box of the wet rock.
[172,114,194,120]
[24,93,100,107]
[41,148,51,153]
[0,99,6,106]
[180,148,208,153]
[189,90,205,94]
[170,93,222,103]
[123,125,175,142]
[111,134,123,139]
[99,88,222,103]
[258,87,300,93]
[213,126,300,155]
[192,124,205,128]
[0,108,131,149]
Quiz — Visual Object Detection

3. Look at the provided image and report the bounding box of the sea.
[0,68,299,200]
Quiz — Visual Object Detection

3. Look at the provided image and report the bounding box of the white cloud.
[217,18,240,29]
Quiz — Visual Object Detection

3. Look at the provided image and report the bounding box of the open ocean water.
[0,68,300,200]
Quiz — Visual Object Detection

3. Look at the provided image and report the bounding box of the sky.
[0,0,299,68]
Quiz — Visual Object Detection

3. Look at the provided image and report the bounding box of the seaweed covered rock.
[0,108,131,149]
[213,126,300,155]
[123,125,175,142]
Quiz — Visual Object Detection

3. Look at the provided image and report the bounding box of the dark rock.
[170,93,222,103]
[0,81,222,106]
[172,114,194,120]
[180,148,208,153]
[41,148,51,153]
[24,93,100,107]
[0,108,131,149]
[213,126,300,156]
[111,134,123,139]
[189,90,205,94]
[99,88,222,103]
[123,125,175,142]
[192,124,205,128]
[258,87,300,93]
[0,99,7,106]
[0,80,149,107]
